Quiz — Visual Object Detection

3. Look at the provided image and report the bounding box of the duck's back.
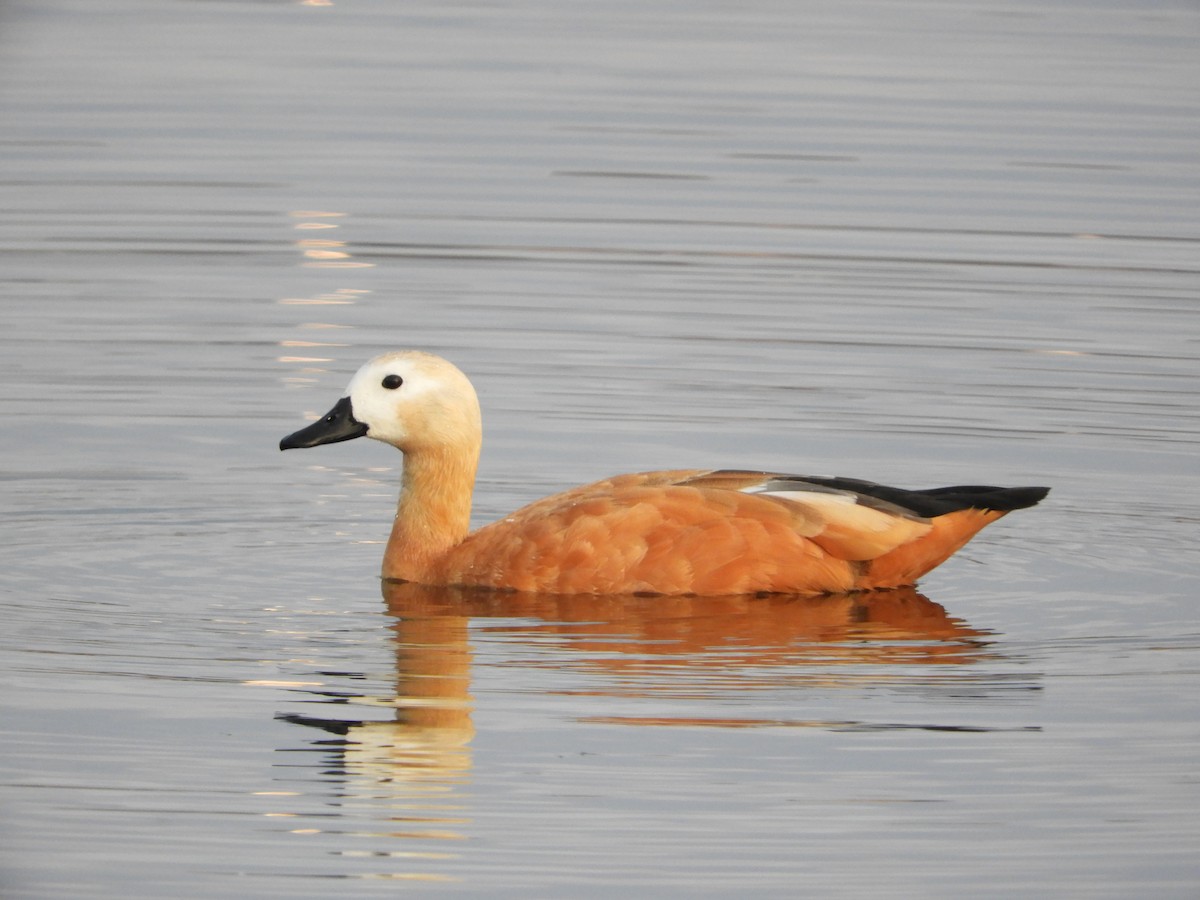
[422,470,1046,596]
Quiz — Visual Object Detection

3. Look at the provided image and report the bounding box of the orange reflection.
[278,585,998,878]
[276,609,474,881]
[377,583,994,729]
[383,581,987,669]
[286,585,991,751]
[372,585,994,744]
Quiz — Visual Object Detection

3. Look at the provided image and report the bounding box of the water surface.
[2,0,1199,897]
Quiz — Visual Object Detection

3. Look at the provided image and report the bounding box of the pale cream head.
[345,351,482,454]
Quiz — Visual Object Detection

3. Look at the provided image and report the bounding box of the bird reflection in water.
[277,583,997,878]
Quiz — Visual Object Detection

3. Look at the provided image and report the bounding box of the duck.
[280,351,1049,596]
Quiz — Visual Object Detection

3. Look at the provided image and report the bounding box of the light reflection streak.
[289,209,373,268]
[276,214,367,387]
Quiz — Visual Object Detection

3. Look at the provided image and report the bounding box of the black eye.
[381,374,404,390]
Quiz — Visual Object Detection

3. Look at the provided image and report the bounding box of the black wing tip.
[990,485,1051,511]
[923,484,1050,512]
[794,477,1050,517]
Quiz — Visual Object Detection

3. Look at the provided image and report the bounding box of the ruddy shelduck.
[281,351,1048,596]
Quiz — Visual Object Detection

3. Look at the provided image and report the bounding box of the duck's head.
[280,351,482,455]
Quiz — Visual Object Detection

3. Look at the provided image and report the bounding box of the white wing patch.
[743,483,932,560]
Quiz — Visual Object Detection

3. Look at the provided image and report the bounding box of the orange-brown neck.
[382,444,478,582]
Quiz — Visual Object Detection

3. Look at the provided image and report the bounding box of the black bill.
[279,396,368,450]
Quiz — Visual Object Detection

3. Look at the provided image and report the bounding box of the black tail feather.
[798,477,1050,518]
[917,484,1051,513]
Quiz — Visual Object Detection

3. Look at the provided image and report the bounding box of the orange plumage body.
[413,470,1017,596]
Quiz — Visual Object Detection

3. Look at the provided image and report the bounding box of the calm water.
[2,0,1199,896]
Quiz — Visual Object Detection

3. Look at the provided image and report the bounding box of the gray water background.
[2,0,1199,896]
